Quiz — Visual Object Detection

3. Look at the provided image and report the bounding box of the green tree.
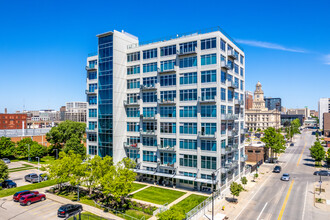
[0,160,9,182]
[0,137,15,158]
[291,119,301,135]
[257,128,261,132]
[63,135,86,157]
[262,127,286,160]
[326,148,330,168]
[29,143,46,158]
[309,141,325,166]
[241,176,248,189]
[15,138,46,159]
[157,206,186,220]
[230,182,243,201]
[46,120,86,153]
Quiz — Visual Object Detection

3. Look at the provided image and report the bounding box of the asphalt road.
[236,129,329,220]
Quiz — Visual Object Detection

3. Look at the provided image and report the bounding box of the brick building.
[323,113,330,147]
[0,113,27,129]
[245,143,267,164]
[245,91,253,110]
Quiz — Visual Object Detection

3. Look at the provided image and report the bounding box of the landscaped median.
[8,163,35,173]
[0,179,57,198]
[68,211,106,220]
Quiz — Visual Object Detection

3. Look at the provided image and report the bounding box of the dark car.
[25,173,42,183]
[314,170,330,176]
[13,190,39,202]
[57,204,83,218]
[1,180,17,189]
[273,166,282,173]
[290,143,294,147]
[19,193,46,206]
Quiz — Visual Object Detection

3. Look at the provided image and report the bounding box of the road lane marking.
[302,182,308,220]
[277,180,294,220]
[29,201,56,214]
[296,137,307,166]
[257,202,268,220]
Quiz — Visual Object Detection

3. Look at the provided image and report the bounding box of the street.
[235,129,329,220]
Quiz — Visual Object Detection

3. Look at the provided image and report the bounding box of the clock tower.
[252,81,267,110]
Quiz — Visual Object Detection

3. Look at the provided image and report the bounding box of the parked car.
[13,190,39,202]
[57,204,83,218]
[314,170,330,176]
[281,173,290,181]
[19,193,46,206]
[25,173,42,183]
[1,180,17,189]
[290,143,294,147]
[2,158,10,164]
[273,166,282,173]
[39,173,48,181]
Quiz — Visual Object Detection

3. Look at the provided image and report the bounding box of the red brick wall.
[0,114,27,129]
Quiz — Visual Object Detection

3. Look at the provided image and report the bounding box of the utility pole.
[319,175,322,195]
[36,157,40,182]
[28,144,30,162]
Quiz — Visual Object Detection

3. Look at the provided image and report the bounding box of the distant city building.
[323,113,330,147]
[245,82,280,131]
[281,114,304,127]
[60,106,66,121]
[0,112,27,130]
[245,91,253,110]
[286,108,310,120]
[281,106,287,113]
[264,97,281,111]
[64,102,87,123]
[310,110,318,117]
[318,98,330,129]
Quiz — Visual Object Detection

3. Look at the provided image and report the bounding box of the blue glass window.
[143,151,157,162]
[234,64,239,74]
[127,93,139,104]
[180,139,197,150]
[179,56,197,68]
[234,77,239,88]
[179,41,197,53]
[89,83,97,92]
[89,60,97,68]
[201,156,216,169]
[240,80,244,91]
[160,152,176,165]
[240,67,244,77]
[161,45,176,56]
[180,123,197,134]
[180,154,197,168]
[221,105,226,114]
[143,62,157,73]
[201,105,216,117]
[127,65,140,75]
[89,145,97,155]
[126,107,140,117]
[180,89,197,101]
[240,55,244,64]
[126,148,139,159]
[201,70,216,83]
[228,90,233,101]
[143,107,157,117]
[142,92,157,103]
[127,122,139,132]
[180,106,197,117]
[201,88,216,101]
[89,109,97,118]
[221,71,226,84]
[160,106,176,117]
[88,71,97,80]
[220,39,226,51]
[88,134,97,142]
[143,76,157,87]
[142,122,157,132]
[161,138,176,148]
[180,72,197,85]
[201,140,217,151]
[221,88,226,101]
[160,74,176,86]
[143,48,157,59]
[127,79,140,89]
[88,96,97,105]
[160,122,176,133]
[201,53,217,65]
[201,38,216,50]
[88,121,97,130]
[127,52,140,62]
[160,90,176,102]
[201,123,216,135]
[143,137,157,146]
[160,60,175,71]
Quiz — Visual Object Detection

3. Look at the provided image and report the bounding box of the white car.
[281,173,290,181]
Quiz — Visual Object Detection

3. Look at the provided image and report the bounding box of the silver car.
[281,173,290,181]
[2,158,10,164]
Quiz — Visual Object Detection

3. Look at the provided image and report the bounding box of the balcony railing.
[158,144,175,151]
[85,89,98,95]
[198,131,217,139]
[220,60,232,70]
[157,67,176,74]
[198,96,216,103]
[221,114,239,120]
[123,100,140,106]
[234,99,244,106]
[86,128,97,132]
[227,50,238,60]
[159,163,175,168]
[227,130,238,137]
[140,130,157,136]
[177,47,197,56]
[141,114,157,120]
[227,80,238,89]
[157,98,176,105]
[123,142,141,148]
[140,84,157,90]
[86,65,97,71]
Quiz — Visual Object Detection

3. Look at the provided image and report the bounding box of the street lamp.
[36,157,40,182]
[53,149,58,160]
[27,144,30,162]
[77,184,80,201]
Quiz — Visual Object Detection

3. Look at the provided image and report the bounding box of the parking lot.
[0,195,62,220]
[7,162,43,187]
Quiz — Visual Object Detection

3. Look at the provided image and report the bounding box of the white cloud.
[324,54,330,65]
[236,39,306,53]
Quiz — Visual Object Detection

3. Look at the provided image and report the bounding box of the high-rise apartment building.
[86,28,246,191]
[318,98,330,129]
[264,97,281,111]
[65,102,87,123]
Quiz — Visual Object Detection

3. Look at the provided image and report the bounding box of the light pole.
[28,144,30,162]
[77,184,80,201]
[53,149,58,160]
[36,157,40,182]
[319,175,322,195]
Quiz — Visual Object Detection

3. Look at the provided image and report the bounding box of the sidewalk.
[314,179,330,211]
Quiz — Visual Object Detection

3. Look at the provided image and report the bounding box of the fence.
[0,128,51,137]
[65,211,110,220]
[153,203,169,216]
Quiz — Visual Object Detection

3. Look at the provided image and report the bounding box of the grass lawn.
[118,209,151,220]
[132,186,186,205]
[172,194,208,213]
[8,164,35,173]
[12,155,56,165]
[0,179,57,198]
[68,211,105,220]
[130,183,147,193]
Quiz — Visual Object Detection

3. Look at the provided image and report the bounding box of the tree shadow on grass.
[304,158,314,162]
[303,163,315,167]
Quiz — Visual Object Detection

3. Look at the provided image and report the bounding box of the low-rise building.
[281,114,304,127]
[0,112,27,130]
[245,142,267,164]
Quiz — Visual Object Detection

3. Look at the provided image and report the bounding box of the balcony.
[220,61,232,70]
[159,163,175,168]
[86,128,97,133]
[123,142,141,149]
[198,96,216,104]
[157,67,176,74]
[140,84,157,91]
[141,114,157,120]
[158,98,176,105]
[227,50,238,60]
[227,130,238,137]
[158,144,175,151]
[221,114,239,121]
[140,130,157,136]
[86,65,97,71]
[224,162,233,170]
[198,131,217,139]
[227,80,238,89]
[123,99,140,106]
[240,155,248,162]
[234,99,244,106]
[177,47,197,56]
[85,89,97,95]
[221,167,227,173]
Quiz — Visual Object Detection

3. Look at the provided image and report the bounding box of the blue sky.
[0,0,329,112]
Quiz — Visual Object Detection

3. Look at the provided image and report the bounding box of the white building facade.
[318,98,330,129]
[86,28,246,191]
